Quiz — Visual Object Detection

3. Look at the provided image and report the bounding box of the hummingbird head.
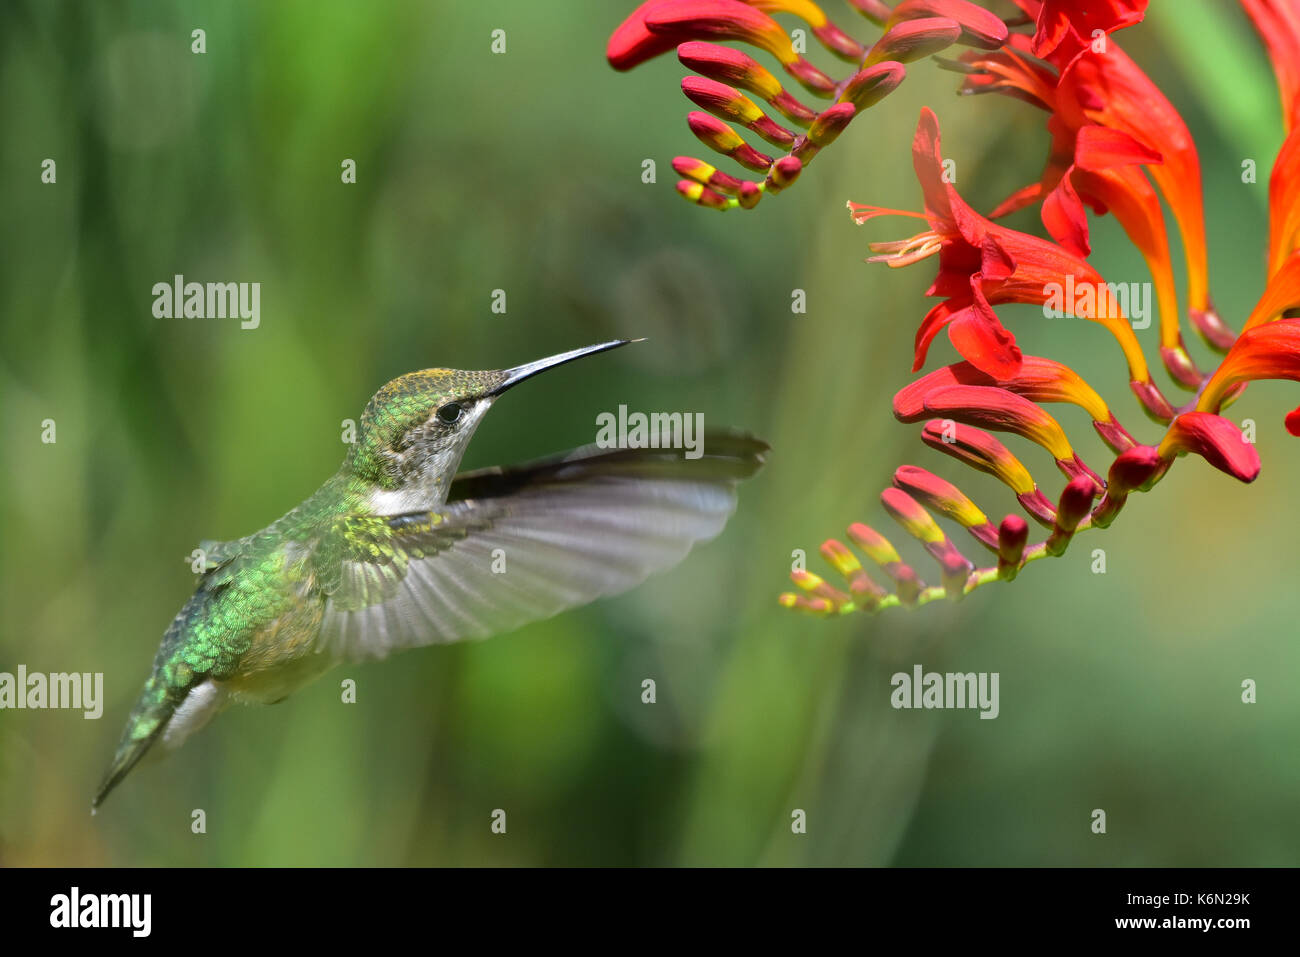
[347,340,635,503]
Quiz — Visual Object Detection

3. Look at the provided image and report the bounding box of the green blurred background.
[2,0,1296,866]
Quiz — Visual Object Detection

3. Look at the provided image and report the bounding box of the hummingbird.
[94,340,766,808]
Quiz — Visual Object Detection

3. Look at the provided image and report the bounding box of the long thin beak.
[489,339,642,397]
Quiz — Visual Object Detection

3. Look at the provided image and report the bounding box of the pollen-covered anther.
[1045,476,1097,556]
[864,17,962,66]
[866,230,943,267]
[995,514,1029,581]
[846,522,924,605]
[687,111,774,172]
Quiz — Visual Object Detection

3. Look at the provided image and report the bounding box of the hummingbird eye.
[436,402,463,425]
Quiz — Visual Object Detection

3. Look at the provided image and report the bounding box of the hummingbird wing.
[314,431,767,661]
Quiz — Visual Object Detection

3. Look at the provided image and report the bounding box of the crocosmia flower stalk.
[607,0,1300,617]
[608,0,1008,210]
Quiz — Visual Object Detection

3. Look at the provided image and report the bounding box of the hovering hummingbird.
[93,340,765,808]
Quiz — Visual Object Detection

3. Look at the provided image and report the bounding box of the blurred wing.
[316,432,767,662]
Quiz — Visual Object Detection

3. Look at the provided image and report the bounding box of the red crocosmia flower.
[1241,0,1300,133]
[600,4,1300,615]
[606,0,1007,211]
[1240,252,1300,332]
[770,9,1300,618]
[1059,46,1211,321]
[1157,413,1261,483]
[849,108,1156,397]
[1008,0,1149,67]
[892,355,1136,452]
[607,1,680,70]
[939,279,1023,380]
[1242,0,1300,277]
[884,0,1010,50]
[959,38,1159,267]
[959,31,1220,380]
[1266,128,1300,277]
[918,382,1104,488]
[1199,318,1300,435]
[609,0,856,75]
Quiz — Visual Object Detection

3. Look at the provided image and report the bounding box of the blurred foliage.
[1,0,1297,866]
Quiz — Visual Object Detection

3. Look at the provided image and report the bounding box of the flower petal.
[1158,412,1261,483]
[946,281,1023,379]
[913,299,963,371]
[1032,0,1149,65]
[1199,318,1300,431]
[1074,123,1162,169]
[1241,0,1300,131]
[887,0,1009,49]
[1041,168,1092,258]
[892,354,1113,423]
[921,383,1074,462]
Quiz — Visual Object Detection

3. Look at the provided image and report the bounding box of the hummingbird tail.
[93,736,157,810]
[92,678,177,809]
[93,675,230,808]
